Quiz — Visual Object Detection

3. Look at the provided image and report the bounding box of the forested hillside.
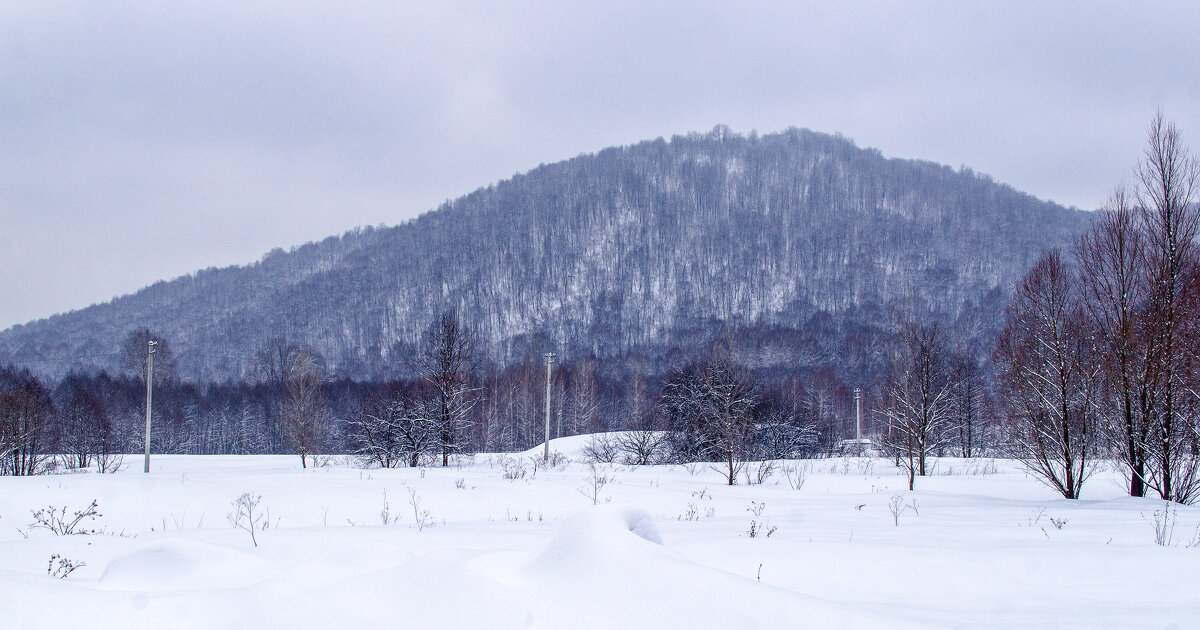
[0,126,1091,382]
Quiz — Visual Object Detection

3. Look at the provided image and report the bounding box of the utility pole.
[143,340,158,473]
[854,387,862,457]
[544,352,555,462]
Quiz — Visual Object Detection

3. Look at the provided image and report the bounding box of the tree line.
[0,315,856,479]
[880,113,1200,504]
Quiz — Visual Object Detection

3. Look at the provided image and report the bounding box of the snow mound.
[100,539,278,592]
[527,505,669,576]
[518,431,666,461]
[520,505,916,629]
[616,506,663,545]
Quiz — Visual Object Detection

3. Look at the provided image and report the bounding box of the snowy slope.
[0,128,1093,381]
[0,441,1196,629]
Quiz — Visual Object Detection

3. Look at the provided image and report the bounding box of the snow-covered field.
[2,435,1197,629]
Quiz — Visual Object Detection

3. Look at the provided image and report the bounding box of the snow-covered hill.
[0,127,1091,381]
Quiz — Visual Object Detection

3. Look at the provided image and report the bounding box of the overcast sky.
[2,1,1198,330]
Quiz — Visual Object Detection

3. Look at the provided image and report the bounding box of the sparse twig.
[783,461,810,490]
[380,490,402,525]
[1143,502,1177,547]
[407,486,434,531]
[746,501,776,538]
[227,492,264,547]
[742,460,777,485]
[889,494,904,526]
[578,462,611,505]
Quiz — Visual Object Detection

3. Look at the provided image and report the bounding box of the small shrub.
[546,450,570,469]
[379,490,402,525]
[578,462,612,505]
[29,500,102,536]
[407,486,435,531]
[527,456,541,479]
[680,487,715,520]
[889,494,905,526]
[616,430,667,466]
[95,453,124,474]
[227,492,265,547]
[47,554,85,578]
[747,520,777,538]
[742,460,777,485]
[1143,502,1177,547]
[746,501,776,538]
[856,459,875,476]
[499,456,528,480]
[580,434,619,463]
[782,461,810,490]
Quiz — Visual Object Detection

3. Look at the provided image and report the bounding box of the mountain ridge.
[0,126,1094,381]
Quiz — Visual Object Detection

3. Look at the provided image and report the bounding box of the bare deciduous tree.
[663,339,756,485]
[995,251,1098,499]
[252,337,321,453]
[566,357,600,436]
[803,367,848,455]
[417,312,477,466]
[950,352,988,458]
[349,386,439,468]
[0,367,55,476]
[1076,188,1155,497]
[280,347,326,468]
[880,321,955,490]
[54,375,113,471]
[1136,112,1200,504]
[616,365,666,465]
[617,426,667,466]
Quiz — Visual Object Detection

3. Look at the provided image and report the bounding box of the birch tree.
[565,357,600,436]
[281,347,326,469]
